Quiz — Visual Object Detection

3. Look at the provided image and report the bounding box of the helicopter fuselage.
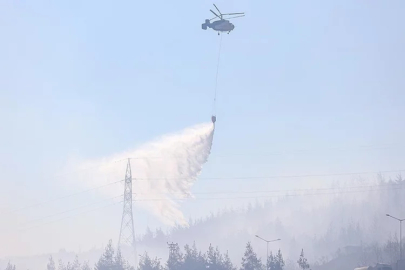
[202,19,235,32]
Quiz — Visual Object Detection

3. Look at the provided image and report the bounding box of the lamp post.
[386,214,405,260]
[255,235,281,269]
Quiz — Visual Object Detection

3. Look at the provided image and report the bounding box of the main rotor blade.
[213,4,222,15]
[222,12,245,15]
[210,9,220,18]
[225,15,245,20]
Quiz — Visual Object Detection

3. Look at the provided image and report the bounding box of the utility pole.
[255,235,281,269]
[386,214,404,260]
[167,242,180,269]
[167,242,178,257]
[118,159,137,266]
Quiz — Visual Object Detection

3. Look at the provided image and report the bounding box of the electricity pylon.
[118,158,137,266]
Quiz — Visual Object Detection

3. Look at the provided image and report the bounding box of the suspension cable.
[212,34,223,116]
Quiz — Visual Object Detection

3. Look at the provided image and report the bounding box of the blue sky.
[1,0,405,257]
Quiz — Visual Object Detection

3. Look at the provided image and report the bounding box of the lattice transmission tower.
[118,158,137,265]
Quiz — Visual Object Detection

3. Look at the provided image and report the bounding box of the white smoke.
[67,122,215,227]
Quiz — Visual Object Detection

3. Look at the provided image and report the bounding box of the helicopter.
[202,4,245,35]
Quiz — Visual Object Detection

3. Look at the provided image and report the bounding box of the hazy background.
[1,0,405,267]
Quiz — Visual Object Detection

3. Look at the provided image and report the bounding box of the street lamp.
[386,214,405,260]
[255,235,281,269]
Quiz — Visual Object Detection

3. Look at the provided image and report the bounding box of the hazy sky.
[1,0,405,258]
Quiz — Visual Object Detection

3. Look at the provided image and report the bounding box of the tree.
[47,257,56,270]
[95,240,132,270]
[154,228,166,244]
[66,262,73,270]
[114,249,127,270]
[71,256,81,270]
[267,253,275,270]
[5,262,16,270]
[384,235,400,265]
[95,240,115,270]
[275,250,285,270]
[81,262,91,270]
[297,249,309,270]
[207,244,223,270]
[267,250,284,270]
[240,242,263,270]
[58,260,66,270]
[143,227,154,245]
[138,252,162,270]
[166,243,183,270]
[182,242,205,270]
[222,251,236,270]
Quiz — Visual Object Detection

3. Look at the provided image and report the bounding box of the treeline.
[3,241,311,270]
[138,241,310,270]
[45,241,134,270]
[349,236,404,266]
[137,175,405,263]
[111,241,311,270]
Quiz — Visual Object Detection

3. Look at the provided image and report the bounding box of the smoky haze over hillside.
[136,174,405,262]
[2,174,404,270]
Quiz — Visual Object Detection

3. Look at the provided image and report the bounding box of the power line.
[50,158,127,178]
[26,142,403,192]
[7,169,403,214]
[22,182,403,226]
[18,182,404,231]
[20,200,123,231]
[131,169,405,181]
[3,179,124,215]
[24,143,404,186]
[131,182,405,196]
[20,195,123,226]
[95,143,405,163]
[131,183,405,201]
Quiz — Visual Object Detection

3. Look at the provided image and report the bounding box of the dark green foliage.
[5,262,16,270]
[164,242,237,270]
[182,242,206,270]
[47,257,56,270]
[82,262,91,270]
[267,250,284,270]
[95,240,115,270]
[94,240,130,270]
[71,256,81,270]
[50,240,238,270]
[222,251,236,270]
[59,260,66,270]
[57,256,80,270]
[206,244,222,270]
[41,240,252,270]
[138,252,162,270]
[297,249,310,270]
[240,242,263,270]
[207,245,237,270]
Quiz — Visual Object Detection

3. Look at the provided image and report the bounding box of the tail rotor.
[202,19,210,30]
